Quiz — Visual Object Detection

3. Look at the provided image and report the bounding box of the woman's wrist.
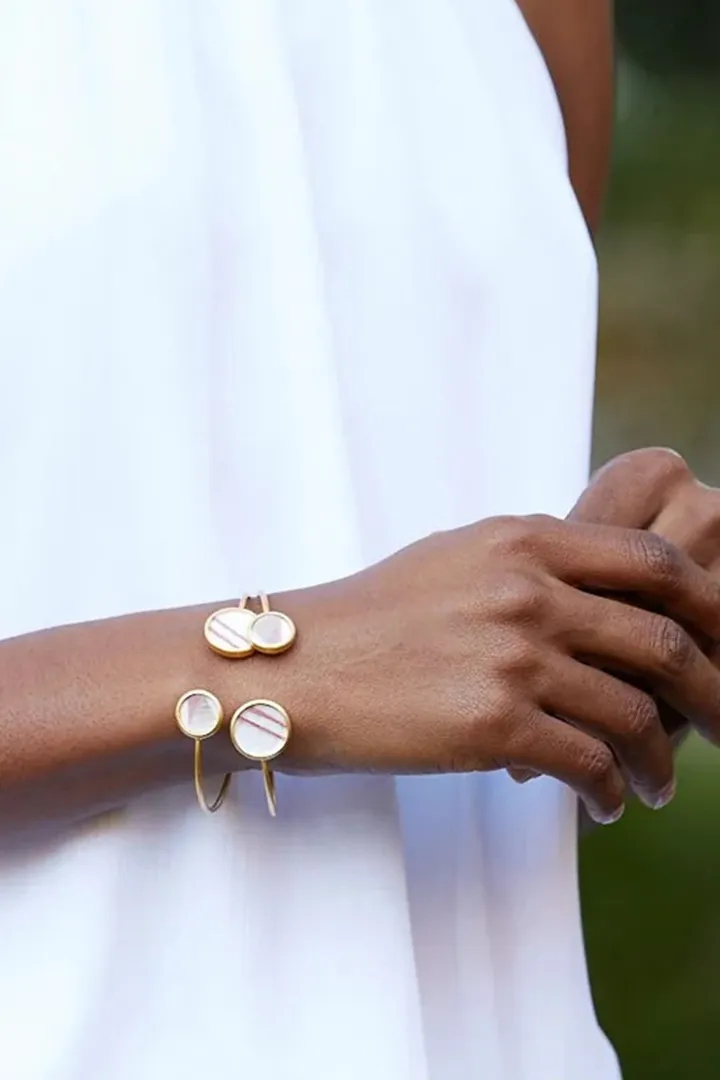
[0,592,325,836]
[192,585,334,780]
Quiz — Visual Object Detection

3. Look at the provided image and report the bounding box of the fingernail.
[651,778,676,810]
[590,803,625,826]
[635,777,677,810]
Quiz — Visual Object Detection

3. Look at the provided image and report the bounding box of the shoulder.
[515,0,614,236]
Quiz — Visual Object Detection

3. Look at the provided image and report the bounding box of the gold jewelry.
[203,595,255,658]
[204,594,296,658]
[175,689,232,813]
[229,698,292,817]
[260,763,277,818]
[249,593,297,655]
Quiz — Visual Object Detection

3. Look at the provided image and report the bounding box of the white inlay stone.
[204,606,256,658]
[230,700,291,761]
[250,611,296,654]
[175,690,223,740]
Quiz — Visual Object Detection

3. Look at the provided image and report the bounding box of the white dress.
[0,2,619,1078]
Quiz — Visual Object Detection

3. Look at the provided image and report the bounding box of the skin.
[0,601,293,844]
[571,448,720,746]
[4,512,720,844]
[511,5,718,791]
[510,450,720,798]
[517,0,614,233]
[4,5,717,845]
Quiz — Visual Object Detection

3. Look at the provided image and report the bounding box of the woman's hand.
[278,513,720,823]
[569,447,720,743]
[570,448,720,563]
[4,469,719,837]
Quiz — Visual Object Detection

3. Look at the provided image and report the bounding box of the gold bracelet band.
[175,689,233,814]
[194,742,232,814]
[260,763,277,818]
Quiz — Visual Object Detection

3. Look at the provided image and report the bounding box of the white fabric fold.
[0,2,619,1077]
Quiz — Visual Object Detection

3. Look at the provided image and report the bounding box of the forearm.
[0,598,299,840]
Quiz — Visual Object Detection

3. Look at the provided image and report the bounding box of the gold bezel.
[175,688,224,740]
[229,698,292,761]
[249,611,297,655]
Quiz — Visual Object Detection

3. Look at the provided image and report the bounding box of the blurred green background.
[581,4,720,1078]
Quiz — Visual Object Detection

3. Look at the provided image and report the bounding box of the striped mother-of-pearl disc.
[250,611,296,654]
[175,690,223,740]
[204,606,256,658]
[230,700,291,761]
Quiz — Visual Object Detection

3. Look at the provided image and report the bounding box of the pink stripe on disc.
[232,702,290,760]
[205,608,254,656]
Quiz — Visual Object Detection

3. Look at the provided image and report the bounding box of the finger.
[568,448,692,528]
[535,520,720,642]
[541,657,675,809]
[507,766,538,784]
[567,590,720,744]
[653,482,720,569]
[507,709,626,824]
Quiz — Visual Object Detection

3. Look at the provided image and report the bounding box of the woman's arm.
[5,515,720,845]
[517,0,614,234]
[0,600,289,841]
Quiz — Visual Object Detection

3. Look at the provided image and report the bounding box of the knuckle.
[484,514,557,557]
[579,743,617,790]
[622,693,661,743]
[484,515,536,554]
[498,638,544,682]
[650,617,694,678]
[495,572,548,623]
[633,532,683,591]
[698,485,720,527]
[627,447,691,487]
[522,512,560,530]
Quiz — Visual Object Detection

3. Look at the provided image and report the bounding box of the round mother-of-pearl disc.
[250,611,296,654]
[175,690,223,740]
[204,606,256,658]
[230,700,291,761]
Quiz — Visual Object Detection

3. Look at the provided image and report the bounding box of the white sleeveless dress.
[0,2,619,1078]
